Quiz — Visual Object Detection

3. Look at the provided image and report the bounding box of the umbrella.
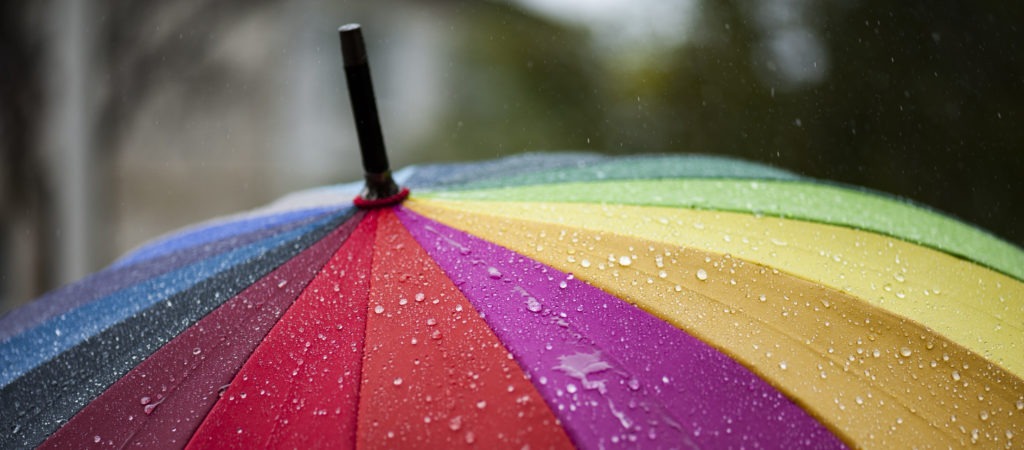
[2,24,1023,449]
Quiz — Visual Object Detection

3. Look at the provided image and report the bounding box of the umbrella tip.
[339,24,366,67]
[338,23,408,209]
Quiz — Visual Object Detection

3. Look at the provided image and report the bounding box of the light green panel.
[421,179,1024,280]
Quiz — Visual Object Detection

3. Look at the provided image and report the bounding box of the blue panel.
[0,214,341,388]
[114,207,336,267]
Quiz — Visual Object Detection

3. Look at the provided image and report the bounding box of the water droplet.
[779,361,788,370]
[431,330,442,340]
[140,396,151,405]
[277,279,288,288]
[487,267,502,279]
[952,370,961,381]
[581,259,592,268]
[900,347,912,357]
[526,297,542,313]
[619,256,632,266]
[94,435,101,443]
[426,318,437,326]
[449,416,463,431]
[476,401,487,409]
[393,377,403,386]
[374,305,384,314]
[758,294,767,302]
[465,431,476,444]
[559,281,568,289]
[399,298,408,306]
[192,347,201,355]
[696,269,708,281]
[566,383,578,394]
[415,293,425,302]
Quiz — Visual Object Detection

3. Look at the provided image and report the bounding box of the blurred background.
[2,0,1022,314]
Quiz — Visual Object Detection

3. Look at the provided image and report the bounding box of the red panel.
[186,212,379,449]
[39,212,362,449]
[356,210,573,449]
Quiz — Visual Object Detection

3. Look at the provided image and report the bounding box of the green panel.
[422,179,1024,280]
[436,154,802,191]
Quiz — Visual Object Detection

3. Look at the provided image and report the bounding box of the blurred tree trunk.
[42,0,105,290]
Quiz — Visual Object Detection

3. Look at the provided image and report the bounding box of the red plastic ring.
[353,187,410,209]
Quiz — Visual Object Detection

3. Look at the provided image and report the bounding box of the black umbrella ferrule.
[339,23,406,208]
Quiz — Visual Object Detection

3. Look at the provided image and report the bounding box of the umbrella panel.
[114,207,339,268]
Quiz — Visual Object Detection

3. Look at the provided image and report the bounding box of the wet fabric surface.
[3,153,1022,449]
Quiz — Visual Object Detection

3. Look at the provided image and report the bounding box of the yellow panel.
[407,199,1024,449]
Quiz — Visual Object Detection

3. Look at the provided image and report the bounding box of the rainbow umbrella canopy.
[2,25,1023,450]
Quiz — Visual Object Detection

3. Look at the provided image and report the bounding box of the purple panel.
[396,207,845,449]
